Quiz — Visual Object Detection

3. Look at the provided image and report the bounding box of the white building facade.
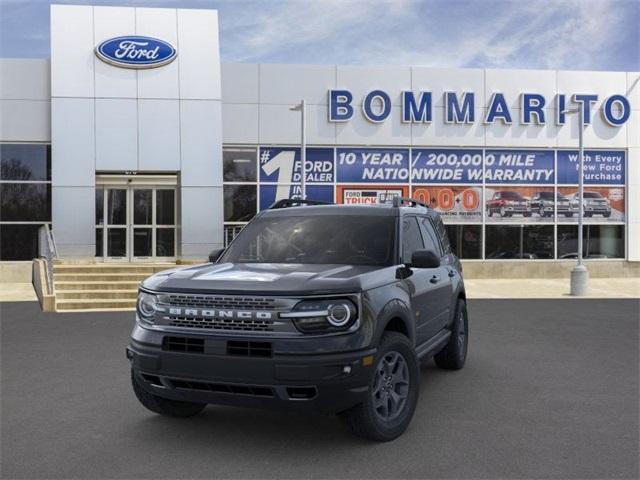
[0,4,638,268]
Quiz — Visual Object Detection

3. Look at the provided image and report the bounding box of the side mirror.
[208,248,224,263]
[409,249,440,269]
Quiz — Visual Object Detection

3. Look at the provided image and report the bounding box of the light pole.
[289,100,306,199]
[564,104,588,295]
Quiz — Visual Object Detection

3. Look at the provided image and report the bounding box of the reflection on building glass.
[445,225,482,259]
[0,225,40,260]
[156,228,175,257]
[486,225,554,260]
[0,184,51,221]
[0,144,50,181]
[557,225,624,259]
[223,185,256,222]
[224,148,257,182]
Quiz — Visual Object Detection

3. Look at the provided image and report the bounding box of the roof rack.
[269,198,333,209]
[392,197,429,209]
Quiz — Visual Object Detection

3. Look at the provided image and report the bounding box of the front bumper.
[585,205,611,215]
[128,325,376,414]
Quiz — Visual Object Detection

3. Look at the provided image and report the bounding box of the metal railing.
[224,225,245,247]
[38,224,58,293]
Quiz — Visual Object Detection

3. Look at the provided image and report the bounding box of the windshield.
[584,192,603,198]
[220,214,397,266]
[500,191,524,200]
[538,192,554,200]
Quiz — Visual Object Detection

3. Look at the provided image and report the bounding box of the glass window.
[133,228,152,257]
[445,225,482,259]
[156,228,175,257]
[402,217,424,264]
[0,183,51,221]
[432,215,451,253]
[223,148,257,182]
[107,228,126,257]
[224,185,257,222]
[156,190,175,225]
[0,144,50,181]
[95,188,104,226]
[133,190,152,225]
[0,224,41,260]
[557,225,624,259]
[486,225,553,259]
[418,217,441,255]
[95,228,103,257]
[220,215,396,266]
[107,189,127,225]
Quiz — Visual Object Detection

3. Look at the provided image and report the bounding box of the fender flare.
[373,298,415,346]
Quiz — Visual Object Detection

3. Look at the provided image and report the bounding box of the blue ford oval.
[95,36,177,69]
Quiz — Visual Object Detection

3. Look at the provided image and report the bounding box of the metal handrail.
[38,224,58,293]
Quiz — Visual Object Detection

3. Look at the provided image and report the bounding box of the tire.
[339,332,419,442]
[131,370,206,417]
[487,207,493,217]
[565,213,573,217]
[603,211,611,218]
[523,212,532,217]
[434,299,468,370]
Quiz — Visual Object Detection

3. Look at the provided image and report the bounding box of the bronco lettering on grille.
[167,308,273,320]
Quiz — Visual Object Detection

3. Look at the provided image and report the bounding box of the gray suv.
[127,198,468,441]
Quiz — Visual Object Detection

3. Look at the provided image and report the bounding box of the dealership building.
[1,4,639,277]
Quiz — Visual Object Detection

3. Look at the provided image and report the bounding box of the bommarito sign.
[328,90,631,126]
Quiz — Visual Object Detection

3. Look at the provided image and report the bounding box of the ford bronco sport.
[127,197,468,441]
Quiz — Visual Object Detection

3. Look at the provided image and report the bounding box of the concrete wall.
[0,59,50,142]
[49,4,223,260]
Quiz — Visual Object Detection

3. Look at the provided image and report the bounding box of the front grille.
[163,336,205,353]
[166,294,276,310]
[168,316,274,332]
[168,378,274,397]
[227,340,272,357]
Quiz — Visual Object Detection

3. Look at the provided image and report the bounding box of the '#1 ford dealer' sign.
[95,36,177,69]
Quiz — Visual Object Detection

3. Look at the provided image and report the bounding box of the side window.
[433,216,451,254]
[402,217,424,264]
[419,217,442,256]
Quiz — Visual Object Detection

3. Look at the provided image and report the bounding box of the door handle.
[430,275,440,284]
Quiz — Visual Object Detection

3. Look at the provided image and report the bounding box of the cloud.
[0,0,637,70]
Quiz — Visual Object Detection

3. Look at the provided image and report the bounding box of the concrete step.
[53,264,175,274]
[55,290,138,300]
[54,272,151,282]
[55,281,141,291]
[55,298,137,310]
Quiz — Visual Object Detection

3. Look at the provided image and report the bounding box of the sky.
[0,0,638,71]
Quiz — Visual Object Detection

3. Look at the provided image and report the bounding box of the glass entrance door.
[96,185,176,262]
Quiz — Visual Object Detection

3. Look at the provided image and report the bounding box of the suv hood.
[142,262,397,295]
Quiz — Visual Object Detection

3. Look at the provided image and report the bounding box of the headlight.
[281,298,358,333]
[137,291,158,324]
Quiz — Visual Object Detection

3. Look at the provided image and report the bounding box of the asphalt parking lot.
[1,299,638,479]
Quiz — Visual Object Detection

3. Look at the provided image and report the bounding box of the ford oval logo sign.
[95,36,177,69]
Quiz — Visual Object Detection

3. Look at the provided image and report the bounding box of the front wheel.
[339,332,419,442]
[131,370,206,417]
[434,299,469,370]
